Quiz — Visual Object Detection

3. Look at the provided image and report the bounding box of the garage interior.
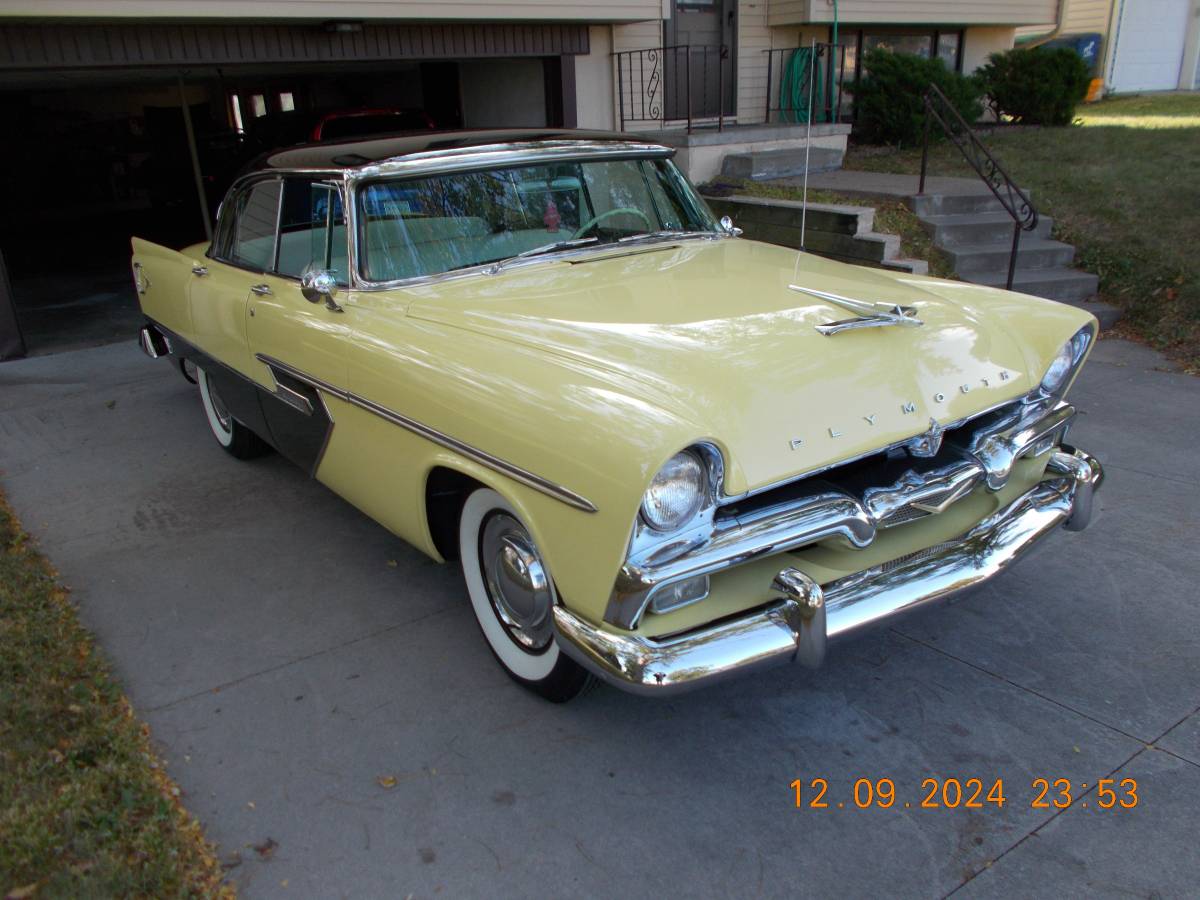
[0,21,586,359]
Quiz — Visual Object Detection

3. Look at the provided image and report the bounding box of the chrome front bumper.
[553,446,1102,696]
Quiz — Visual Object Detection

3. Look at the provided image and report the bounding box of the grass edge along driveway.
[0,491,230,898]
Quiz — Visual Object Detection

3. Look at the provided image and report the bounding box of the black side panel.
[151,319,333,476]
[203,365,272,439]
[258,371,333,475]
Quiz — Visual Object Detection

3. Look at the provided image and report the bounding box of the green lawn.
[843,93,1200,371]
[0,494,228,897]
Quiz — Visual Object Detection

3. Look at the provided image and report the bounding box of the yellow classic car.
[131,129,1102,701]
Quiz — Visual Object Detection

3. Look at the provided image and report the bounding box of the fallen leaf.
[386,559,398,568]
[280,880,289,888]
[377,775,398,789]
[1165,288,1179,301]
[105,400,117,410]
[246,801,256,809]
[253,837,278,859]
[1073,746,1081,753]
[6,883,40,899]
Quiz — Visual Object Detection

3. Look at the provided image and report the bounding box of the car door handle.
[250,283,272,296]
[191,265,209,276]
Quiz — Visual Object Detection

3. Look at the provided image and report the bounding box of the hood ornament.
[789,285,923,336]
[905,418,945,458]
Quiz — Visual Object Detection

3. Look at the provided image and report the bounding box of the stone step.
[965,266,1102,305]
[721,146,845,181]
[944,238,1076,276]
[920,212,1053,247]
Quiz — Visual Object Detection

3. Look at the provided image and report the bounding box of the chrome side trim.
[556,447,1102,695]
[253,353,598,514]
[603,490,874,629]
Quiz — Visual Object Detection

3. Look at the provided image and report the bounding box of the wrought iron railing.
[764,44,847,125]
[613,44,732,133]
[919,83,1038,291]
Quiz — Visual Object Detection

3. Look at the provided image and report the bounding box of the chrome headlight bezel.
[640,450,707,532]
[1038,322,1096,400]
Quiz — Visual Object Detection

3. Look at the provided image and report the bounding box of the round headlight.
[641,451,706,532]
[1040,341,1075,395]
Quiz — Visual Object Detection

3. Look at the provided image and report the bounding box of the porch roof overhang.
[768,0,1060,29]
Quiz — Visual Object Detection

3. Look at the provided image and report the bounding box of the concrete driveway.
[1,336,1197,898]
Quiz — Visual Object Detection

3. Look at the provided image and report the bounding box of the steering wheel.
[572,207,653,240]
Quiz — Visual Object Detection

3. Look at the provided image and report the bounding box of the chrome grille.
[880,505,932,527]
[880,541,958,574]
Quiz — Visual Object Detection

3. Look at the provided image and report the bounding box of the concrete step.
[945,238,1076,276]
[909,189,1023,217]
[721,146,845,181]
[965,266,1102,305]
[920,212,1053,247]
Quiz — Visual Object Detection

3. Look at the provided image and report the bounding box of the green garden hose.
[780,48,826,124]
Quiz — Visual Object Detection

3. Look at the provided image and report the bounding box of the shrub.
[854,49,984,146]
[977,46,1090,125]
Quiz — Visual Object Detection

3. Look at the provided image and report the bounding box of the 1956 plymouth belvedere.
[131,129,1102,702]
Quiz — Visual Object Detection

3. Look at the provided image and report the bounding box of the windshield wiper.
[617,229,719,244]
[485,236,598,274]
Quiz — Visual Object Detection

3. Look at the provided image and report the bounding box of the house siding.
[737,0,772,124]
[770,0,1058,27]
[0,0,666,22]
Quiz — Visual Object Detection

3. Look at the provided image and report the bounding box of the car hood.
[403,238,1065,494]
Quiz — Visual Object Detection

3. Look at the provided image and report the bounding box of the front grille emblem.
[905,418,945,458]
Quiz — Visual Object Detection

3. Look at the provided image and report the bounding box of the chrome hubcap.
[480,513,554,652]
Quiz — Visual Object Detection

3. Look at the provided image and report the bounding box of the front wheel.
[459,488,596,702]
[197,366,270,460]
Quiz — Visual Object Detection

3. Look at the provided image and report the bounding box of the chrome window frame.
[210,140,696,291]
[207,171,350,287]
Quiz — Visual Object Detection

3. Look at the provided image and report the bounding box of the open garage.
[0,20,586,358]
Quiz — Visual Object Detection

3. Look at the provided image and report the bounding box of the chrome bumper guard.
[554,446,1102,695]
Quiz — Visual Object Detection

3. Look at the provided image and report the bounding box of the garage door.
[1109,0,1190,92]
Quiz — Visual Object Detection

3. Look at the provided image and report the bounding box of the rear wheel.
[459,488,596,702]
[197,366,270,460]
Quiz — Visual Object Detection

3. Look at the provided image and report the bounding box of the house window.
[279,91,296,113]
[846,27,964,78]
[229,93,245,133]
[251,94,268,118]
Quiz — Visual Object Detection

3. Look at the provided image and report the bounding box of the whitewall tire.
[196,366,270,460]
[459,488,596,702]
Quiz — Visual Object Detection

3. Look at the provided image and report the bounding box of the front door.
[663,0,736,121]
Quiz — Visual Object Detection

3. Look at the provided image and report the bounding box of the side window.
[232,180,282,270]
[277,179,348,283]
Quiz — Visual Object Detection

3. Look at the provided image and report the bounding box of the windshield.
[356,157,718,282]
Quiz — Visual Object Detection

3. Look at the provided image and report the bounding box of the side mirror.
[300,264,343,312]
[719,215,743,237]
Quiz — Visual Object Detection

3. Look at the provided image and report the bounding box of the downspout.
[1027,0,1070,48]
[829,0,839,120]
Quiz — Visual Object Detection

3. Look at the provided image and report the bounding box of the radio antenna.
[793,37,818,284]
[800,37,817,250]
